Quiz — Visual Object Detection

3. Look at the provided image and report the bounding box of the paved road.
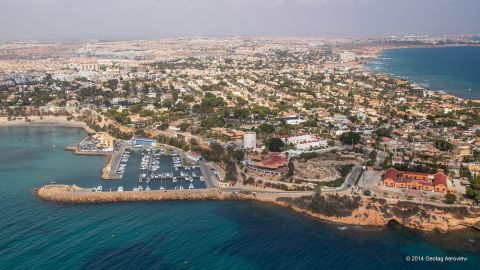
[198,161,218,188]
[375,151,387,170]
[222,188,314,196]
[106,140,128,179]
[357,170,382,190]
[334,166,363,192]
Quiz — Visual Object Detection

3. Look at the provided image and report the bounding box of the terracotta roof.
[384,168,399,180]
[255,155,288,169]
[383,167,449,187]
[433,173,448,186]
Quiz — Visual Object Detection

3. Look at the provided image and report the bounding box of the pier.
[102,141,129,180]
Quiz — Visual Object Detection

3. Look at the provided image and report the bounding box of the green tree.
[445,193,457,204]
[209,143,225,162]
[286,159,295,178]
[129,104,143,114]
[179,122,191,132]
[267,137,285,152]
[244,177,255,185]
[258,123,275,134]
[233,149,245,161]
[435,139,454,151]
[339,132,361,145]
[466,176,480,201]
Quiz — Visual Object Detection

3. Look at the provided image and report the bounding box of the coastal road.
[199,161,218,189]
[334,166,363,192]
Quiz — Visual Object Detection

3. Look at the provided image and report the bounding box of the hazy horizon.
[1,0,479,41]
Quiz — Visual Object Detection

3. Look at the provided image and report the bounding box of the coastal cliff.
[276,194,480,232]
[36,185,480,232]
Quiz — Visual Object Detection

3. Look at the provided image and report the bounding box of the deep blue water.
[0,127,479,269]
[367,46,480,99]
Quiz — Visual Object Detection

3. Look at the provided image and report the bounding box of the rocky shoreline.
[283,193,480,232]
[36,184,480,233]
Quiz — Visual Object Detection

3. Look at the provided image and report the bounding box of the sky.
[0,0,479,40]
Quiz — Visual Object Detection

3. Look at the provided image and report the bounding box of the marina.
[97,146,207,192]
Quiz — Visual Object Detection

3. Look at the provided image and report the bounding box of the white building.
[340,51,356,62]
[243,132,257,149]
[186,151,204,162]
[281,134,328,151]
[283,115,306,125]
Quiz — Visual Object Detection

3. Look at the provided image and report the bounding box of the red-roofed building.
[245,154,289,175]
[380,167,454,193]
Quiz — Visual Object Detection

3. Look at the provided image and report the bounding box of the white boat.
[145,186,151,191]
[192,172,196,177]
[96,186,103,192]
[160,186,165,191]
[173,177,177,182]
[138,186,143,191]
[133,187,138,192]
[200,176,204,181]
[189,183,194,190]
[179,186,184,190]
[118,186,124,192]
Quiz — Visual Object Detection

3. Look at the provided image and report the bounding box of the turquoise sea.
[367,46,480,99]
[0,127,480,269]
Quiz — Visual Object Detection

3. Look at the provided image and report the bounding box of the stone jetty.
[36,184,246,204]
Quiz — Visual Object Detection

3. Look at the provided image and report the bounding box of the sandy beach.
[0,116,95,134]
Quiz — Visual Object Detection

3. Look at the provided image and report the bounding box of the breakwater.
[36,185,245,204]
